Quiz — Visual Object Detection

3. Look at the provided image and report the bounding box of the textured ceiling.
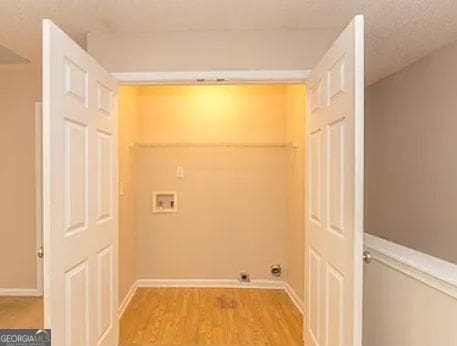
[1,0,457,83]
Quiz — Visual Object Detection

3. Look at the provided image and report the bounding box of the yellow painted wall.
[136,85,287,143]
[285,85,306,305]
[118,84,306,301]
[135,85,289,281]
[118,86,139,304]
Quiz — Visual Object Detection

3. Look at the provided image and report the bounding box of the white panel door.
[42,20,118,346]
[305,16,364,346]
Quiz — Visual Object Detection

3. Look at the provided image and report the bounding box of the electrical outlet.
[177,166,184,178]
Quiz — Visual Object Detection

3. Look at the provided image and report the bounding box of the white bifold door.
[305,16,364,346]
[42,20,118,345]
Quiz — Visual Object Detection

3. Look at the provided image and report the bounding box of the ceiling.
[1,0,457,83]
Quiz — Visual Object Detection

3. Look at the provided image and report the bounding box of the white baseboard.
[0,288,43,297]
[118,281,138,318]
[137,279,284,289]
[284,282,304,315]
[135,279,304,315]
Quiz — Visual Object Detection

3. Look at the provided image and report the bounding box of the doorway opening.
[0,104,44,330]
[117,83,306,344]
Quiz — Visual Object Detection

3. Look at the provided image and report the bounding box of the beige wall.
[285,85,306,302]
[86,29,337,72]
[363,259,457,346]
[365,39,457,264]
[135,146,288,280]
[134,85,289,280]
[0,64,41,288]
[118,86,139,303]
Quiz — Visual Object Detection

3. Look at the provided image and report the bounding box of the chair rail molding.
[364,233,457,299]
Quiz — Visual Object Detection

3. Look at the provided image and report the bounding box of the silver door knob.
[37,246,44,259]
[363,251,372,264]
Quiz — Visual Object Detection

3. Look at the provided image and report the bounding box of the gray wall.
[0,64,41,288]
[365,40,457,264]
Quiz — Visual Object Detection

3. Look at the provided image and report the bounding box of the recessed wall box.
[152,191,178,213]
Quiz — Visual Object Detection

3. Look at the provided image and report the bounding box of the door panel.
[305,15,364,346]
[64,119,88,235]
[97,245,113,341]
[308,248,321,345]
[43,19,118,346]
[325,263,344,346]
[97,130,113,222]
[65,260,90,345]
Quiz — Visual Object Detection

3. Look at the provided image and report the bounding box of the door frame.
[35,101,44,296]
[112,69,310,84]
[112,69,311,320]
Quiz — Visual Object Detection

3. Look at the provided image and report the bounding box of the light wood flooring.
[0,296,43,329]
[120,287,303,346]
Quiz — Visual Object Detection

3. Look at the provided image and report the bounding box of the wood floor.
[0,297,43,329]
[120,287,303,346]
